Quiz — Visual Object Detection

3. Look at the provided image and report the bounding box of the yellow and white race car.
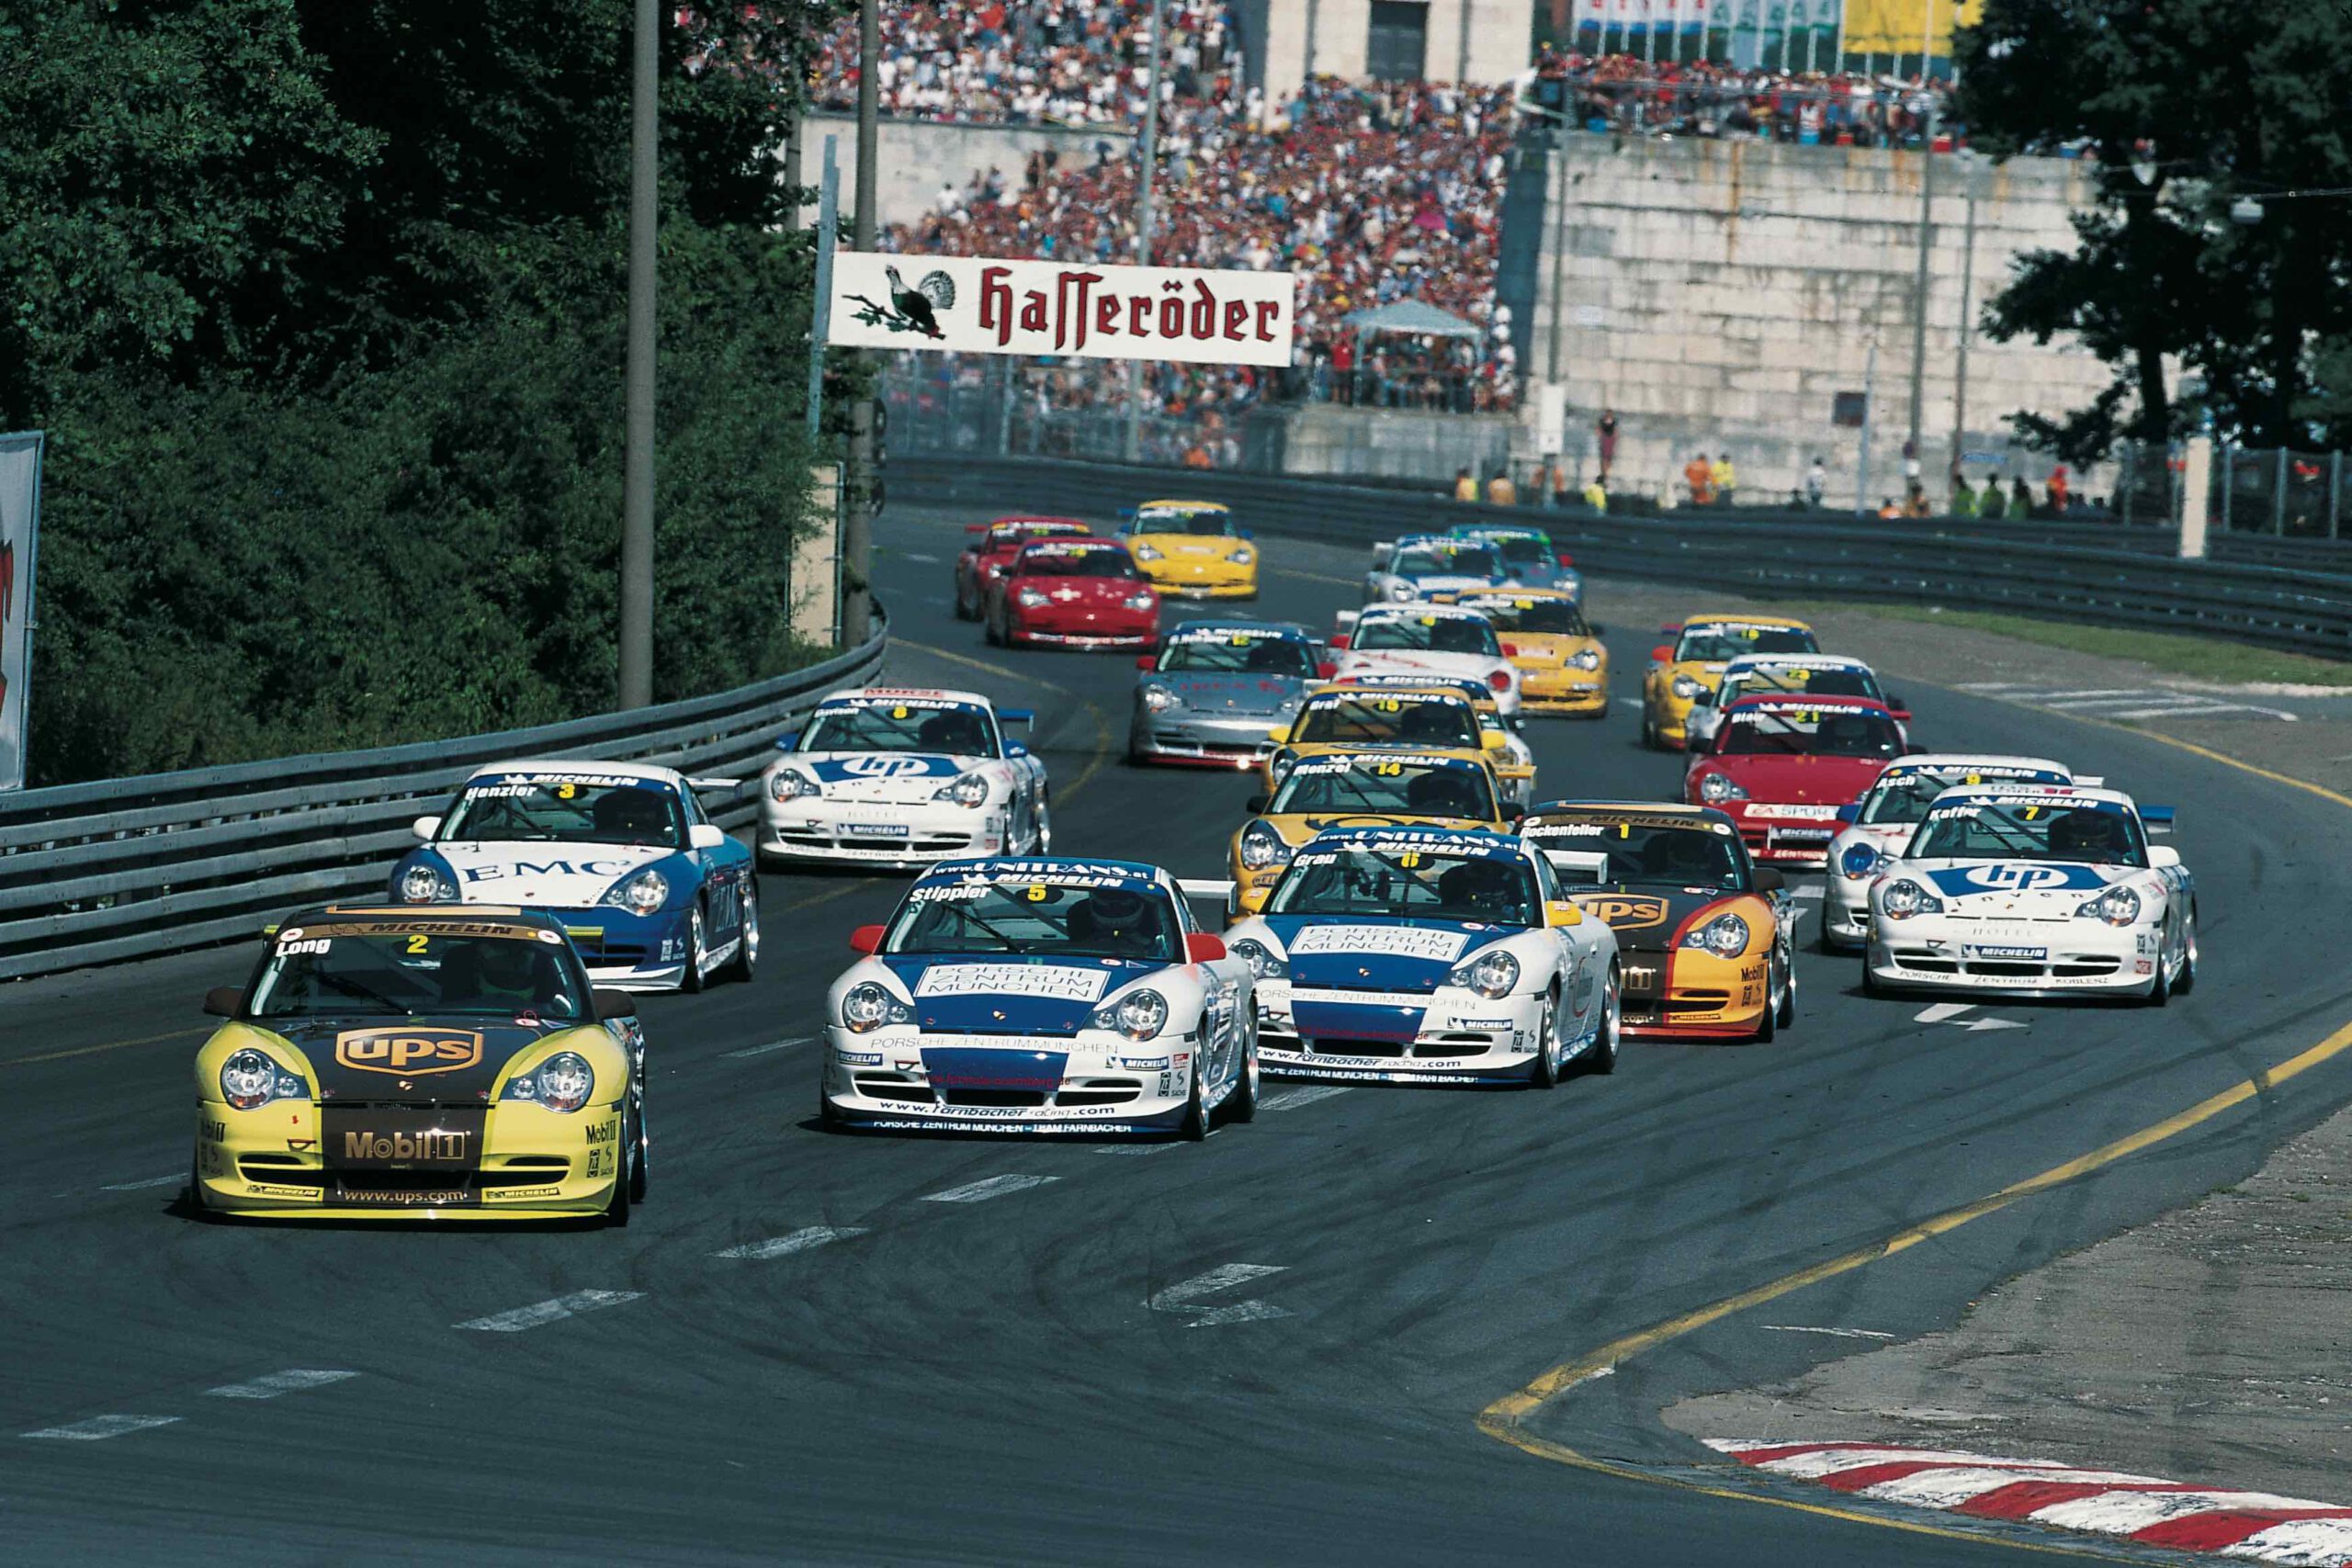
[1433,588,1608,718]
[1227,750,1518,920]
[1117,499,1258,600]
[1263,682,1532,807]
[1641,613,1818,750]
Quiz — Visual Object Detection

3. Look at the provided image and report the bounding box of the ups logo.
[334,1027,484,1076]
[1574,895,1670,931]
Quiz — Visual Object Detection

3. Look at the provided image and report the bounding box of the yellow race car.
[1118,499,1259,599]
[1433,588,1609,718]
[188,904,646,1224]
[1227,750,1517,919]
[1262,683,1514,791]
[1640,613,1819,750]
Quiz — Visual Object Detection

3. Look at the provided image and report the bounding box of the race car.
[1330,604,1523,716]
[819,857,1257,1137]
[984,536,1161,650]
[1225,825,1620,1085]
[393,761,757,992]
[1116,499,1258,600]
[1641,613,1820,750]
[1685,652,1908,751]
[1686,694,1911,866]
[1363,534,1507,604]
[189,904,646,1222]
[1449,523,1582,599]
[1262,683,1516,796]
[1312,672,1537,807]
[1128,620,1328,769]
[762,687,1050,869]
[1521,802,1795,1041]
[954,516,1092,620]
[1227,750,1519,920]
[1821,754,2076,951]
[1430,587,1607,718]
[1864,784,2194,1003]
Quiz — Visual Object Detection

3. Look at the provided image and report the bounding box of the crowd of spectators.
[1531,47,1962,148]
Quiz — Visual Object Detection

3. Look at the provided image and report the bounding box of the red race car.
[953,516,1092,620]
[1685,694,1913,866]
[984,537,1162,650]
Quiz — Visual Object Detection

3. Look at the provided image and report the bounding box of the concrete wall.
[1517,137,2117,510]
[786,114,1132,231]
[1272,403,1515,483]
[1261,0,1536,102]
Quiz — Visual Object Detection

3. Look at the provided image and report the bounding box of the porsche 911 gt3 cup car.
[1128,620,1326,769]
[1821,754,2076,950]
[1684,653,1909,752]
[1363,535,1507,604]
[1314,671,1537,807]
[820,858,1257,1136]
[1448,524,1582,600]
[1430,588,1607,717]
[1642,614,1820,750]
[1262,683,1510,789]
[1685,694,1911,866]
[392,761,757,993]
[1331,604,1523,717]
[1225,826,1620,1085]
[189,905,646,1222]
[1117,500,1260,599]
[762,688,1050,869]
[1863,784,2194,1002]
[1227,750,1518,919]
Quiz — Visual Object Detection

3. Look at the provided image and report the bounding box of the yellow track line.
[2,1025,209,1071]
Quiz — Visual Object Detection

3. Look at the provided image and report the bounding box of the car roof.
[1168,619,1311,640]
[1450,523,1548,538]
[821,685,994,710]
[988,516,1090,530]
[1527,799,1736,827]
[913,855,1175,888]
[1286,750,1491,773]
[1878,753,2071,777]
[1678,613,1815,630]
[1296,823,1530,859]
[286,902,556,929]
[1439,587,1579,605]
[1722,652,1871,673]
[1138,498,1227,511]
[1358,602,1489,621]
[1924,782,2143,811]
[1721,693,1893,713]
[466,760,683,787]
[1305,681,1480,705]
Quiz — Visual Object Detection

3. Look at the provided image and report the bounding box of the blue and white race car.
[393,761,757,992]
[1225,826,1620,1086]
[1363,534,1507,604]
[1864,784,2195,1002]
[820,858,1257,1137]
[1821,753,2078,949]
[1448,523,1582,600]
[1128,619,1327,770]
[760,687,1050,869]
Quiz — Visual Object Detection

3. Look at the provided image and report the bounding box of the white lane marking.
[1189,1300,1292,1326]
[921,1174,1059,1204]
[723,1035,815,1059]
[2234,1519,2352,1562]
[1789,885,1826,900]
[1262,1086,1351,1112]
[205,1369,359,1401]
[2032,688,2158,702]
[1096,1143,1182,1156]
[713,1225,868,1259]
[1970,682,2301,723]
[1916,1002,1976,1023]
[22,1415,180,1441]
[1148,1263,1290,1326]
[456,1290,644,1333]
[902,552,942,563]
[2101,701,2299,722]
[1760,1325,1897,1341]
[1614,697,1643,708]
[101,1173,183,1191]
[1954,682,2029,692]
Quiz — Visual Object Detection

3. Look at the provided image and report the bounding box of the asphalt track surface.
[8,507,2352,1567]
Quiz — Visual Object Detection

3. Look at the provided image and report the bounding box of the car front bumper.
[1138,562,1257,598]
[761,802,1009,867]
[1867,922,2152,997]
[1823,879,1872,947]
[820,1030,1203,1134]
[1518,669,1608,715]
[1006,610,1157,649]
[1618,946,1772,1038]
[1253,982,1545,1083]
[1131,709,1287,769]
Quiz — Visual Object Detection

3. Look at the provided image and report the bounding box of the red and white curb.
[1708,1440,2352,1564]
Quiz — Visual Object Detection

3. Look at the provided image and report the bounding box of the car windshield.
[1906,798,2148,867]
[1394,544,1500,580]
[1528,821,1747,890]
[885,878,1183,962]
[437,775,685,849]
[1487,536,1550,565]
[1269,843,1539,925]
[1861,768,2067,827]
[1717,706,1904,759]
[1726,666,1880,704]
[1022,547,1139,579]
[1138,506,1235,536]
[802,702,995,756]
[1159,634,1318,677]
[1353,615,1501,657]
[1270,760,1498,821]
[1293,695,1481,749]
[1678,624,1819,661]
[249,927,587,1019]
[1460,598,1589,636]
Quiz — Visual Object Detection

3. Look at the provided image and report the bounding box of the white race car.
[820,857,1257,1137]
[1332,604,1523,718]
[1363,534,1508,605]
[1225,825,1620,1085]
[1821,754,2077,950]
[761,687,1049,869]
[1684,652,1910,752]
[1864,784,2195,1002]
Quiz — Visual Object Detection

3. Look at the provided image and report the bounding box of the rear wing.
[2140,805,2176,834]
[1333,609,1362,635]
[687,775,743,794]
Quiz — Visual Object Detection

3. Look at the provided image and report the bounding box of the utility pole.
[1123,0,1170,464]
[841,0,879,647]
[1544,126,1571,385]
[1905,95,1938,489]
[1949,153,1978,491]
[618,0,659,709]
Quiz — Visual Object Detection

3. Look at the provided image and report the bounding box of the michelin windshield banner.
[825,253,1295,368]
[0,431,41,793]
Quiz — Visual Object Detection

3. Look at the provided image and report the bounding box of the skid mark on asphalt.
[713,1225,868,1259]
[22,1415,179,1441]
[1148,1263,1291,1326]
[205,1369,358,1400]
[1956,681,2300,723]
[1262,1086,1351,1112]
[456,1290,645,1333]
[921,1174,1059,1204]
[1095,1143,1182,1156]
[723,1035,815,1060]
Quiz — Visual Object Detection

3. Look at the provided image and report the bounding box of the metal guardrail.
[0,613,890,983]
[893,456,2352,660]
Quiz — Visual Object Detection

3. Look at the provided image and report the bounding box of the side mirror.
[1135,654,1157,671]
[1499,641,1520,658]
[2147,845,2182,869]
[1329,634,1350,651]
[1835,804,1860,823]
[1753,867,1786,893]
[1556,551,1576,567]
[1316,660,1339,680]
[1185,932,1228,964]
[411,816,442,841]
[1544,901,1584,927]
[1650,645,1673,664]
[1265,725,1291,742]
[688,823,728,851]
[1246,793,1272,814]
[202,985,244,1018]
[1589,622,1606,637]
[1006,741,1030,758]
[593,988,638,1021]
[774,731,799,751]
[1239,527,1254,540]
[1659,624,1684,637]
[1891,708,1913,723]
[1481,730,1510,750]
[848,924,884,955]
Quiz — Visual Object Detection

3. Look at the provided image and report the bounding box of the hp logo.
[1963,864,2072,892]
[841,755,932,779]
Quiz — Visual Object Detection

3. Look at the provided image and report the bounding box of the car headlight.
[1140,682,1182,714]
[1122,591,1158,612]
[1089,987,1169,1041]
[1238,820,1294,872]
[2075,885,2142,926]
[1267,749,1297,783]
[599,867,670,916]
[1570,649,1602,671]
[932,771,991,807]
[768,767,820,802]
[398,863,457,904]
[1228,937,1286,980]
[1838,841,1883,881]
[1881,879,1944,919]
[1447,948,1521,998]
[1697,772,1747,804]
[501,1051,595,1113]
[219,1047,305,1111]
[841,981,913,1033]
[1679,912,1751,958]
[1133,542,1164,561]
[1671,674,1704,700]
[1016,585,1050,608]
[1387,581,1417,601]
[1228,547,1255,566]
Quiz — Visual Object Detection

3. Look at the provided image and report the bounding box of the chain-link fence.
[2211,446,2349,537]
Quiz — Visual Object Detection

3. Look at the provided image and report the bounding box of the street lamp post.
[1905,96,1938,498]
[618,0,659,709]
[1123,0,1170,465]
[841,0,880,647]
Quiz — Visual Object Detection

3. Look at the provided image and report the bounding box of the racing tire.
[1773,945,1798,1030]
[1641,713,1661,750]
[1527,988,1562,1089]
[1222,1016,1261,1124]
[605,1113,635,1227]
[954,581,978,621]
[2175,904,2199,996]
[1029,791,1053,854]
[679,905,709,995]
[2142,944,2172,1008]
[186,1150,208,1215]
[722,881,760,983]
[1860,952,1885,997]
[1177,1059,1210,1142]
[1752,955,1778,1043]
[1576,969,1621,1077]
[983,608,1004,648]
[628,1100,650,1202]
